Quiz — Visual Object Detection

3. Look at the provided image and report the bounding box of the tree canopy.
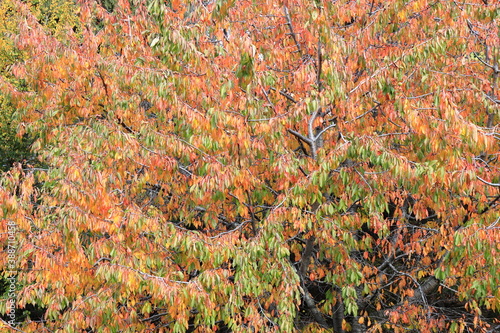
[0,0,499,332]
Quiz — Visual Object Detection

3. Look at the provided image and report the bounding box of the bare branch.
[296,236,329,328]
[483,92,499,104]
[405,92,434,100]
[477,176,500,187]
[316,40,322,91]
[308,108,321,160]
[299,236,315,277]
[209,220,251,239]
[299,284,329,328]
[268,87,297,103]
[93,257,112,266]
[377,132,411,138]
[287,129,312,145]
[261,86,275,108]
[473,52,499,73]
[0,319,27,333]
[346,102,380,123]
[314,123,336,141]
[140,312,169,322]
[283,6,302,55]
[409,276,440,305]
[355,169,373,193]
[487,217,500,230]
[279,89,297,103]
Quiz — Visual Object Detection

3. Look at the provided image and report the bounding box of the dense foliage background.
[1,0,499,332]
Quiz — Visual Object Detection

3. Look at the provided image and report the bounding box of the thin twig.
[209,220,251,239]
[377,132,411,138]
[261,86,275,108]
[405,92,434,99]
[140,312,169,322]
[0,319,27,333]
[355,169,373,193]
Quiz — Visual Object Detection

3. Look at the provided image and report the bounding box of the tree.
[1,0,499,332]
[0,0,34,172]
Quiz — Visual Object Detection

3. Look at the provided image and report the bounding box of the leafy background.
[0,0,499,332]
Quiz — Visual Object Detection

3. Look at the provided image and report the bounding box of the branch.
[283,6,302,55]
[473,52,499,73]
[96,70,111,101]
[402,196,439,224]
[287,129,312,145]
[296,138,310,157]
[409,276,440,304]
[483,92,499,104]
[0,319,27,333]
[377,132,411,138]
[368,0,375,16]
[487,217,500,230]
[308,108,321,160]
[389,264,436,306]
[300,286,329,328]
[257,299,278,327]
[261,86,275,108]
[279,89,297,103]
[477,194,500,215]
[314,123,336,141]
[296,236,329,328]
[246,190,258,236]
[93,257,112,266]
[140,312,169,322]
[316,40,322,91]
[208,220,250,239]
[351,286,367,333]
[477,176,500,187]
[299,236,315,277]
[308,108,320,139]
[405,92,434,100]
[347,102,380,123]
[109,263,190,285]
[178,164,193,177]
[268,87,297,103]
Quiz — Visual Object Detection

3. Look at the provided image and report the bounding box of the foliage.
[97,0,118,13]
[0,0,83,172]
[28,0,81,38]
[0,97,33,172]
[0,0,499,332]
[0,0,34,171]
